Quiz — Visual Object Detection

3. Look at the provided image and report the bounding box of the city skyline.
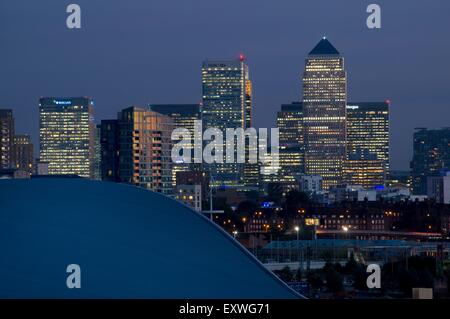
[2,39,448,177]
[3,1,450,304]
[2,1,450,171]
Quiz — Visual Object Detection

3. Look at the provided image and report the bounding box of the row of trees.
[274,254,367,294]
[274,255,446,297]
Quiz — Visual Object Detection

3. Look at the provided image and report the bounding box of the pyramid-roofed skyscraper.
[302,38,347,189]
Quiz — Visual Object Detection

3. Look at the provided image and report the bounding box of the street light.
[232,230,238,238]
[342,226,349,242]
[294,226,301,272]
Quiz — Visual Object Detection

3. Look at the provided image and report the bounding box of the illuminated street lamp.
[232,230,238,238]
[294,226,301,271]
[342,226,349,241]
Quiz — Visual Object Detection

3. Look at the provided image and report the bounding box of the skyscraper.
[277,102,303,146]
[343,150,385,188]
[276,102,304,184]
[202,56,251,186]
[118,107,173,194]
[149,104,201,186]
[92,125,102,181]
[346,102,390,173]
[242,78,259,187]
[302,38,347,189]
[39,98,95,178]
[0,109,14,169]
[13,135,34,176]
[149,104,201,133]
[345,102,390,187]
[411,128,450,195]
[99,119,120,182]
[244,78,252,129]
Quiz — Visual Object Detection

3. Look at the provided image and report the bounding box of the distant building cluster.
[0,109,34,178]
[1,38,449,210]
[411,128,450,203]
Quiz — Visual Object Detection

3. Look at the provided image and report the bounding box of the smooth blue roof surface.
[0,178,300,299]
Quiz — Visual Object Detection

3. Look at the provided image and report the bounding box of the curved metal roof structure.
[0,178,300,298]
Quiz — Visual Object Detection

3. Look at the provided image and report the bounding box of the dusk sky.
[1,0,449,170]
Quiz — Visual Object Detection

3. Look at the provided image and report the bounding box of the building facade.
[0,109,14,169]
[346,101,390,185]
[39,97,95,178]
[175,184,202,212]
[176,170,210,202]
[93,125,101,180]
[99,120,120,182]
[149,104,202,186]
[411,128,450,195]
[118,107,173,194]
[343,151,385,189]
[302,38,347,189]
[13,135,34,176]
[427,172,450,204]
[34,159,49,176]
[298,174,323,194]
[305,208,387,233]
[276,102,304,184]
[201,57,251,187]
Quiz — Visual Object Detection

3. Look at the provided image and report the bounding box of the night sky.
[1,0,449,170]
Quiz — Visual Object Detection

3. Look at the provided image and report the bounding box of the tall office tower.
[243,155,260,187]
[302,38,347,189]
[99,120,120,182]
[202,56,250,187]
[13,135,34,176]
[242,77,259,187]
[346,102,390,175]
[411,128,450,195]
[0,109,15,169]
[149,104,201,186]
[118,107,173,194]
[39,98,95,178]
[276,102,304,184]
[259,146,281,184]
[343,150,385,188]
[92,125,102,180]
